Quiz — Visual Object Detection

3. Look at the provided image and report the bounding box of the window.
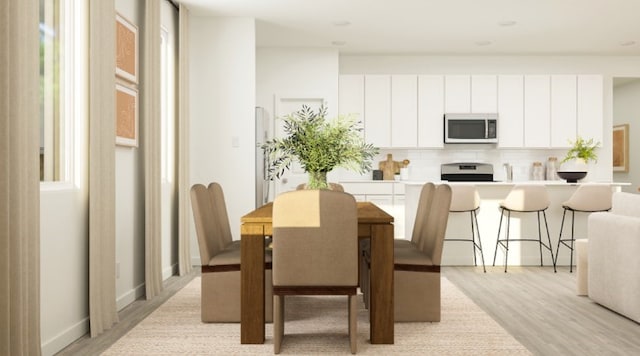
[40,0,62,181]
[40,0,83,183]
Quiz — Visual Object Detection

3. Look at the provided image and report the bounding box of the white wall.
[189,16,256,262]
[339,55,640,183]
[114,0,145,311]
[613,79,640,192]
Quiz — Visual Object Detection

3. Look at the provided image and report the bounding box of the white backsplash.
[334,146,592,182]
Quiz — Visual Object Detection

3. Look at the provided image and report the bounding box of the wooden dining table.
[240,201,395,345]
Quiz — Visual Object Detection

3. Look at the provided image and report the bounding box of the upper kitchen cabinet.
[391,75,418,147]
[445,75,471,113]
[418,75,445,148]
[524,75,551,148]
[338,75,365,130]
[364,75,392,147]
[497,75,524,148]
[577,75,603,144]
[550,75,577,148]
[471,75,498,113]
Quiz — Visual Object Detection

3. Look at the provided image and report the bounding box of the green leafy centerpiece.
[558,136,600,182]
[262,105,379,189]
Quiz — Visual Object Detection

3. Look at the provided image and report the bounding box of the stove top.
[441,163,494,182]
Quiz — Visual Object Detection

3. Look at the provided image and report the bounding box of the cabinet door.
[471,75,498,113]
[524,75,551,148]
[550,75,577,148]
[417,75,444,148]
[338,75,365,136]
[364,75,391,147]
[577,75,603,144]
[391,75,418,147]
[445,75,471,113]
[497,75,524,148]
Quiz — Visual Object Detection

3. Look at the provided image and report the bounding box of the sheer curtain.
[88,0,118,337]
[143,0,163,300]
[0,0,41,354]
[178,4,193,276]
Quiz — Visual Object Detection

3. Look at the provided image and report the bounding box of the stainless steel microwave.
[444,113,498,144]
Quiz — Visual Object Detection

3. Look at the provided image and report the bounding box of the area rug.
[103,277,530,355]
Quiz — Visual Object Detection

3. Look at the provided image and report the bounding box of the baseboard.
[162,263,178,280]
[116,282,146,311]
[41,317,89,356]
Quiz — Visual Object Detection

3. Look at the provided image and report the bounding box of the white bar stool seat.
[492,184,556,272]
[554,184,612,272]
[446,184,486,272]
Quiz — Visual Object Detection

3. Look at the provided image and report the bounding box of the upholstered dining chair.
[360,182,436,306]
[363,183,452,322]
[190,182,273,322]
[272,189,358,354]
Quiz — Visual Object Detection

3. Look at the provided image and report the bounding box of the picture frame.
[116,83,138,147]
[613,124,629,172]
[115,13,138,84]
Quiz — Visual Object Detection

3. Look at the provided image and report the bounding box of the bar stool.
[492,184,556,273]
[446,184,486,272]
[554,184,611,272]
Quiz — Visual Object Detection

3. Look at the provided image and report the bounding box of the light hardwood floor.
[57,266,640,355]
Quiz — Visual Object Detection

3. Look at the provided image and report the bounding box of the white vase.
[560,158,588,172]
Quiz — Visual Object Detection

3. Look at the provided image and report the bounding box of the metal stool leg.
[493,208,505,267]
[537,211,544,266]
[554,208,569,271]
[504,210,511,273]
[542,210,556,272]
[569,210,575,272]
[472,209,486,273]
[469,211,477,267]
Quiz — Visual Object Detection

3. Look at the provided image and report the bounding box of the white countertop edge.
[340,180,631,186]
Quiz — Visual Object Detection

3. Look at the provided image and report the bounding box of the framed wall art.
[613,124,629,172]
[116,13,138,84]
[116,83,138,147]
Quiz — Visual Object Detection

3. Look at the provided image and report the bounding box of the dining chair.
[190,182,273,322]
[272,189,358,354]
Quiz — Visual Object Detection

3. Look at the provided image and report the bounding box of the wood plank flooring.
[444,266,640,355]
[57,266,640,355]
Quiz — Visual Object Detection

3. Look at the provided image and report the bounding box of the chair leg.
[493,208,505,267]
[472,210,486,273]
[537,211,544,266]
[554,208,568,270]
[504,210,511,273]
[349,294,357,354]
[569,210,575,272]
[274,295,284,354]
[468,211,477,267]
[542,211,556,272]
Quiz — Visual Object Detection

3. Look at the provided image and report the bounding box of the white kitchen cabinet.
[417,75,445,148]
[338,75,365,129]
[364,75,391,147]
[550,75,577,148]
[577,75,603,144]
[445,75,471,113]
[471,75,498,113]
[497,75,524,148]
[340,181,405,238]
[524,75,551,148]
[391,75,418,147]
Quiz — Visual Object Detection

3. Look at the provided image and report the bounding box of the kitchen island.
[404,181,630,267]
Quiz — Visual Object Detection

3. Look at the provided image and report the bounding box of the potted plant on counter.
[558,136,600,182]
[262,105,379,189]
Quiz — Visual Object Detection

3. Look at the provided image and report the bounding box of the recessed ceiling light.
[332,40,346,46]
[620,40,637,46]
[498,20,517,27]
[332,20,351,27]
[475,41,492,46]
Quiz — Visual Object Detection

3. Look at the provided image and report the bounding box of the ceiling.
[177,0,640,55]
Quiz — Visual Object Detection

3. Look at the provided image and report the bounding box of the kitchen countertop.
[340,180,631,186]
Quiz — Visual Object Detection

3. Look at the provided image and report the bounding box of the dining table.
[240,201,395,345]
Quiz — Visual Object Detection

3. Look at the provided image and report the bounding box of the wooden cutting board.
[378,154,410,180]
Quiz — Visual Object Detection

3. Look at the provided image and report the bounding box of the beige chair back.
[272,189,357,287]
[417,184,452,266]
[190,183,233,265]
[564,184,612,212]
[501,184,550,212]
[450,184,480,212]
[410,183,436,245]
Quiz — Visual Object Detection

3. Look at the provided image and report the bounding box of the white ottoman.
[575,239,588,296]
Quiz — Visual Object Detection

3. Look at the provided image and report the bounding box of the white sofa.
[588,192,640,323]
